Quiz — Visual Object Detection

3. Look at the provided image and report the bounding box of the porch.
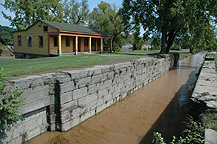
[49,32,112,56]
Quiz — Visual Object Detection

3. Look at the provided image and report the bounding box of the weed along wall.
[0,53,179,144]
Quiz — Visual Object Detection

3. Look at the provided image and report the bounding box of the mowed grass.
[0,53,142,77]
[0,49,190,77]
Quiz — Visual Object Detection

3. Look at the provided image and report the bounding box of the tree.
[88,1,125,52]
[181,24,217,53]
[0,25,14,46]
[64,0,89,25]
[1,0,64,30]
[151,34,161,50]
[120,0,217,53]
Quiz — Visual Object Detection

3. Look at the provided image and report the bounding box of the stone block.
[61,110,70,123]
[70,117,80,128]
[80,110,95,122]
[60,91,73,104]
[11,75,44,90]
[87,67,102,76]
[28,126,45,141]
[92,74,102,84]
[21,85,49,100]
[70,106,87,119]
[108,86,115,94]
[87,84,98,95]
[96,104,107,114]
[98,79,112,90]
[205,129,217,144]
[73,87,88,99]
[95,65,111,73]
[98,88,108,98]
[77,77,91,88]
[61,100,77,112]
[104,94,113,104]
[86,100,98,111]
[77,94,98,106]
[13,124,24,139]
[20,87,50,114]
[96,97,104,107]
[114,63,127,70]
[70,108,80,120]
[106,99,114,108]
[61,121,71,131]
[54,72,72,83]
[60,81,74,93]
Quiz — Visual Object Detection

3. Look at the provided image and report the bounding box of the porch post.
[58,35,62,56]
[110,38,112,53]
[100,38,103,53]
[75,36,78,55]
[88,37,91,53]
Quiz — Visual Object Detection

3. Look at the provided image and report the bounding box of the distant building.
[122,44,151,51]
[13,20,112,58]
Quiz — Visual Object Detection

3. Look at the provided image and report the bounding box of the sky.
[0,0,123,27]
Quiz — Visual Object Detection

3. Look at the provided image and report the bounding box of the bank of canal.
[26,52,206,144]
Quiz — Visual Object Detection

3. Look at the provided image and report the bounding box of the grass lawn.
[0,50,190,77]
[0,53,143,77]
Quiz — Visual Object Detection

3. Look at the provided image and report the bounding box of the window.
[28,36,32,47]
[43,26,48,32]
[84,37,88,46]
[54,36,58,46]
[18,36,21,46]
[66,37,70,47]
[39,36,43,47]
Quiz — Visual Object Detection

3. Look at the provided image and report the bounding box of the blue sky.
[0,0,123,27]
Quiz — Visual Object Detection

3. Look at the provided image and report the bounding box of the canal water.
[26,52,206,144]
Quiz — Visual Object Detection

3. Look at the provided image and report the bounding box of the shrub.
[171,45,181,51]
[0,43,6,56]
[153,116,204,144]
[200,109,217,131]
[0,68,25,136]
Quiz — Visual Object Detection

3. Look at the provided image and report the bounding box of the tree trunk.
[190,48,193,54]
[160,26,167,53]
[166,33,176,52]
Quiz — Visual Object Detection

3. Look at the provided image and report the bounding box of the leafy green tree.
[181,21,217,53]
[131,24,142,50]
[151,34,161,50]
[0,25,14,46]
[1,0,64,30]
[120,0,217,53]
[88,1,125,52]
[64,0,89,25]
[0,69,25,136]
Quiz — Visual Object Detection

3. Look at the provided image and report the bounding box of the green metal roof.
[41,20,111,36]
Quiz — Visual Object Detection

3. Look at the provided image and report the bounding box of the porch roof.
[41,20,111,36]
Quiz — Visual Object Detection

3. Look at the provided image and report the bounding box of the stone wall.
[192,61,217,108]
[0,54,178,144]
[191,55,217,144]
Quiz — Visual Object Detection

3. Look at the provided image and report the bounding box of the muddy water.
[26,52,206,144]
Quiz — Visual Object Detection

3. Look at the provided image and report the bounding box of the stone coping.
[192,61,217,109]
